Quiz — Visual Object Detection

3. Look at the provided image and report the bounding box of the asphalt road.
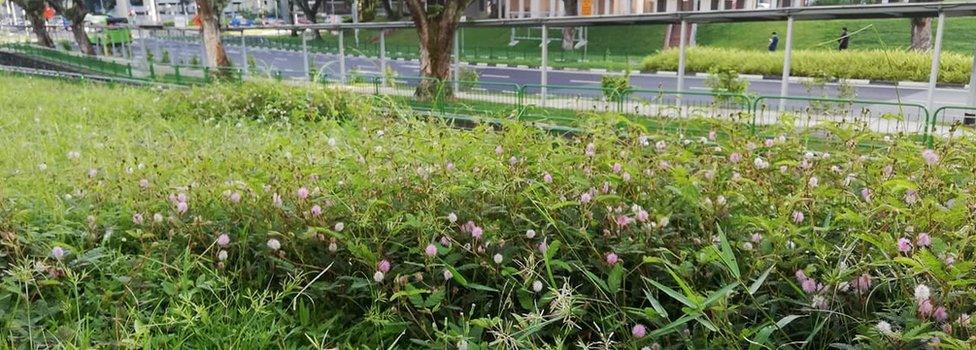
[132,37,975,120]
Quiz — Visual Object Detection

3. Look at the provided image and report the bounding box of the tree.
[561,0,577,51]
[908,0,938,51]
[292,0,324,39]
[10,0,55,47]
[380,0,401,20]
[404,0,472,98]
[46,0,96,55]
[194,0,232,74]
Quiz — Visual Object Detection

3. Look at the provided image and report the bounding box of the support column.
[603,0,610,14]
[549,0,555,16]
[380,30,387,86]
[676,19,687,93]
[518,0,524,17]
[968,46,976,107]
[338,29,346,83]
[302,30,310,81]
[453,30,460,92]
[541,24,548,107]
[779,15,794,111]
[241,30,249,78]
[925,12,945,112]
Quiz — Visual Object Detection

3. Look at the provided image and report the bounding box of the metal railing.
[7,41,964,146]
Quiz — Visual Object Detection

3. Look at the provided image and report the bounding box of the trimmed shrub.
[643,47,973,84]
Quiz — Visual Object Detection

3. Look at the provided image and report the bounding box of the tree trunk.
[560,0,576,51]
[910,17,931,51]
[406,0,467,99]
[70,21,95,55]
[195,0,231,74]
[381,0,400,20]
[28,14,54,47]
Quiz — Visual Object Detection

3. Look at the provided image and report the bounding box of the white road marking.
[569,79,600,84]
[481,74,510,79]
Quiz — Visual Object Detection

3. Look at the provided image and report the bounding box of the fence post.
[380,30,387,87]
[541,25,549,108]
[339,29,346,84]
[241,29,249,79]
[149,62,156,79]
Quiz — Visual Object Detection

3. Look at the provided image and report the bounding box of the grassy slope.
[697,17,976,53]
[277,17,976,56]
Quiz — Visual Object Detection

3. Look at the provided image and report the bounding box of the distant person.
[838,27,850,51]
[768,32,779,52]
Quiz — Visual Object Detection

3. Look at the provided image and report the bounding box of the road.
[131,37,976,124]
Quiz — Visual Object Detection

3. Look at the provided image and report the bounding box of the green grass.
[5,74,976,348]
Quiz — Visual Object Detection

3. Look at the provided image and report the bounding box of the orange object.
[192,14,202,26]
[43,6,55,20]
[581,0,592,16]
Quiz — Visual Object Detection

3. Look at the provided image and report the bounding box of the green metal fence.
[7,41,960,145]
[931,105,976,135]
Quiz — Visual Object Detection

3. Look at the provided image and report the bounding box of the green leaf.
[749,266,774,295]
[749,315,804,350]
[647,313,698,338]
[608,265,624,294]
[701,282,738,308]
[644,289,669,319]
[644,277,696,309]
[716,225,741,279]
[425,290,445,308]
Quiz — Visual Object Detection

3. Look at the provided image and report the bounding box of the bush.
[705,66,749,102]
[159,81,374,123]
[161,50,171,64]
[459,67,479,91]
[601,73,632,102]
[5,75,976,348]
[58,40,72,51]
[643,47,973,84]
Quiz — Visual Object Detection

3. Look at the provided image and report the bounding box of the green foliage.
[247,53,257,71]
[144,48,154,63]
[704,66,750,102]
[3,74,976,349]
[160,49,171,64]
[600,73,631,102]
[57,40,71,51]
[643,47,974,83]
[189,55,199,66]
[459,67,479,91]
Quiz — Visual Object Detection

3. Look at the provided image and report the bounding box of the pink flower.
[921,149,940,166]
[139,179,150,189]
[795,270,807,283]
[377,260,391,273]
[580,192,593,204]
[445,162,455,172]
[751,233,762,243]
[229,192,242,204]
[861,188,873,202]
[538,241,548,254]
[622,172,631,181]
[655,140,667,151]
[916,233,932,247]
[883,164,894,179]
[310,205,322,217]
[176,201,188,214]
[612,163,622,174]
[729,152,742,163]
[635,209,649,222]
[585,143,595,157]
[897,237,913,253]
[425,244,438,257]
[852,273,871,294]
[616,215,632,228]
[919,299,935,318]
[934,306,949,322]
[272,193,283,208]
[801,278,818,294]
[605,252,619,265]
[904,189,919,205]
[631,324,647,338]
[51,246,65,260]
[764,138,775,148]
[132,213,144,225]
[791,211,804,224]
[297,187,309,200]
[217,233,230,247]
[542,172,553,183]
[495,145,504,155]
[471,226,483,239]
[708,131,717,141]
